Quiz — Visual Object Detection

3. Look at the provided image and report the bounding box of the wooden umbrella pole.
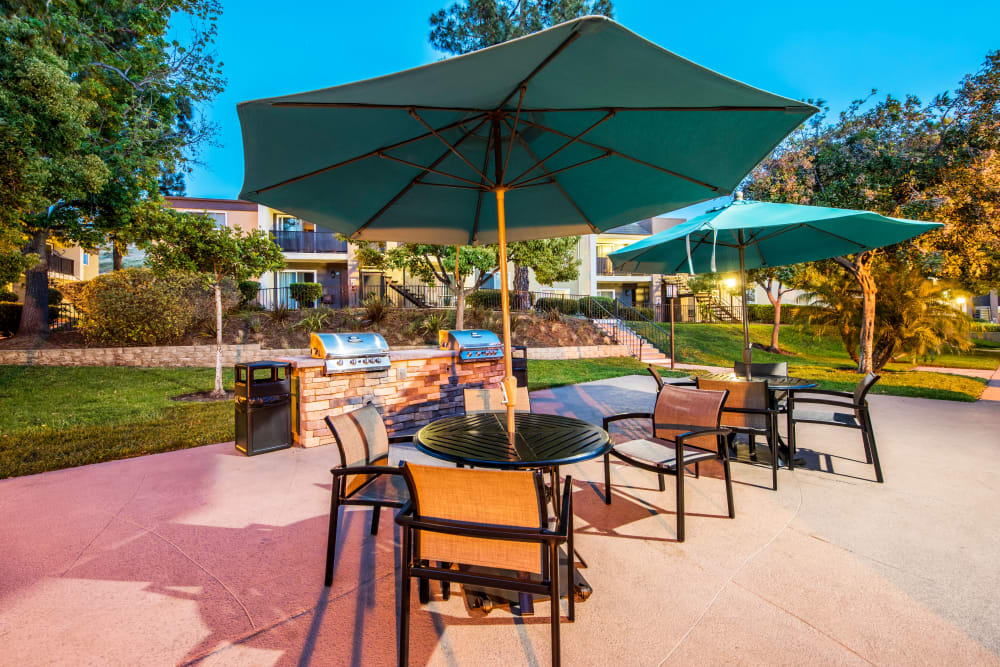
[738,232,753,378]
[495,188,517,439]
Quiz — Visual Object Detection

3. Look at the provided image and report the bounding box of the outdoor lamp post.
[664,283,678,370]
[724,277,737,316]
[350,277,359,306]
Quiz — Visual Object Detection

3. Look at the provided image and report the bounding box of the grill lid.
[439,329,503,350]
[311,332,389,359]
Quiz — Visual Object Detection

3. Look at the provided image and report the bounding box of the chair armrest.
[603,412,653,430]
[674,427,732,446]
[721,406,777,416]
[792,388,852,399]
[388,434,414,444]
[330,464,403,477]
[395,514,566,544]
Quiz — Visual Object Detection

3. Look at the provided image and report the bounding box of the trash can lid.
[235,360,292,369]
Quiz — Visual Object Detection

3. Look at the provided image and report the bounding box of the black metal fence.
[268,231,347,253]
[50,302,81,331]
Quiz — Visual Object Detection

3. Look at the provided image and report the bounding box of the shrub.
[0,290,17,303]
[0,303,19,335]
[289,282,323,307]
[238,280,260,307]
[578,296,614,317]
[48,286,63,304]
[66,268,237,346]
[361,294,392,326]
[295,307,333,331]
[534,297,579,315]
[466,289,503,309]
[748,303,822,324]
[971,322,1000,333]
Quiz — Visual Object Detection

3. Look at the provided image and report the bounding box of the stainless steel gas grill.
[310,332,391,374]
[438,329,504,362]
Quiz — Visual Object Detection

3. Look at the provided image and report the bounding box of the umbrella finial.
[734,190,744,201]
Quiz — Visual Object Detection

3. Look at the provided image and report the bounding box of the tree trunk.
[455,288,465,330]
[513,264,529,311]
[112,241,123,271]
[856,261,878,374]
[212,282,225,398]
[771,298,782,352]
[16,231,50,338]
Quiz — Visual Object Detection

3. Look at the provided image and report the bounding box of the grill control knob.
[337,360,343,366]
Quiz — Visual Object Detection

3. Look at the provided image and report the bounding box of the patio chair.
[787,373,884,483]
[697,377,780,490]
[602,384,735,542]
[322,405,415,586]
[647,365,664,390]
[734,360,790,409]
[396,462,574,667]
[463,386,532,414]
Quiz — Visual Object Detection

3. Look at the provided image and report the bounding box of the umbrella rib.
[516,117,726,194]
[353,116,490,237]
[408,108,492,185]
[510,152,612,188]
[507,110,616,186]
[502,117,599,233]
[253,113,488,194]
[801,223,870,250]
[376,152,486,188]
[500,86,527,183]
[470,123,495,244]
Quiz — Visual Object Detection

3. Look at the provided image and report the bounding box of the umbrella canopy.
[608,198,943,374]
[237,16,815,243]
[607,199,944,275]
[237,16,817,436]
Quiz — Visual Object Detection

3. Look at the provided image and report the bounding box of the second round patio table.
[414,411,612,615]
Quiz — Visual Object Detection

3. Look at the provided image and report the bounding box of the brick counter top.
[275,347,456,369]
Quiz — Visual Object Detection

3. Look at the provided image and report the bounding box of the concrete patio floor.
[1,375,999,666]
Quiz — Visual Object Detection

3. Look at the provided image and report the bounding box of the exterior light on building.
[956,297,966,306]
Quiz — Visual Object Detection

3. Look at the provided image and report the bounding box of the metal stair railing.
[612,298,673,360]
[583,298,645,361]
[387,282,430,308]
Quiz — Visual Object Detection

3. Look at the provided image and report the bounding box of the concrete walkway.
[2,376,999,665]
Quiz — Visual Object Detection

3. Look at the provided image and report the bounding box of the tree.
[746,51,1000,371]
[506,238,581,309]
[2,1,224,336]
[145,213,284,397]
[353,242,499,330]
[428,0,606,309]
[747,265,802,353]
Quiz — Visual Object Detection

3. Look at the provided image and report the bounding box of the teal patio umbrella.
[608,196,943,371]
[237,16,816,436]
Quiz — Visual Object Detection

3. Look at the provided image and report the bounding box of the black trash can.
[512,345,528,388]
[235,361,292,456]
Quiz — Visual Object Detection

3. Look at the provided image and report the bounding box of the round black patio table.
[415,411,613,470]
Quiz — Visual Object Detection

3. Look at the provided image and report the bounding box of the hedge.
[534,297,579,315]
[0,303,68,336]
[238,280,260,307]
[0,290,17,303]
[289,282,323,306]
[747,303,821,324]
[578,296,615,317]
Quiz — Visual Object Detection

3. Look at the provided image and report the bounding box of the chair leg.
[398,529,411,667]
[603,453,612,505]
[567,496,575,623]
[863,411,884,483]
[787,413,796,471]
[324,484,341,587]
[748,434,757,461]
[550,542,561,667]
[695,462,700,479]
[722,455,735,519]
[769,422,778,491]
[658,471,666,492]
[418,570,430,604]
[440,562,451,600]
[370,507,381,535]
[675,470,685,543]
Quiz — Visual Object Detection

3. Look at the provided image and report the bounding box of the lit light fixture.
[724,278,737,289]
[956,296,966,306]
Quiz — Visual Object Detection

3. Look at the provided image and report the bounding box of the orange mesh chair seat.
[788,373,884,483]
[323,405,418,586]
[396,463,574,667]
[734,360,790,410]
[463,386,532,414]
[697,377,780,490]
[602,384,735,542]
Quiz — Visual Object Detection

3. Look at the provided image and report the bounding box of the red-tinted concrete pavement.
[1,375,999,665]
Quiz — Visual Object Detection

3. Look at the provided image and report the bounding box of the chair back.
[734,361,788,378]
[402,463,547,574]
[463,386,532,414]
[697,377,770,431]
[325,406,390,494]
[853,373,880,405]
[647,365,664,390]
[652,384,728,447]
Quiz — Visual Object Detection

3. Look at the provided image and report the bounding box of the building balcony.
[595,256,644,277]
[48,254,75,277]
[269,231,347,254]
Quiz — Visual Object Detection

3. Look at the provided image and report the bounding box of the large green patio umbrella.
[237,16,816,436]
[608,196,943,372]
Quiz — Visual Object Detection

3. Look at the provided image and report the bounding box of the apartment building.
[3,243,99,297]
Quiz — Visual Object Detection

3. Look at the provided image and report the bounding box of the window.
[596,289,615,299]
[203,211,226,228]
[274,214,302,232]
[82,253,89,266]
[539,289,569,298]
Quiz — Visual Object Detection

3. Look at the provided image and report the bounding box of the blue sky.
[184,0,1000,220]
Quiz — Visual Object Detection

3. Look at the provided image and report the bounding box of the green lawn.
[0,366,234,479]
[527,357,688,391]
[668,323,990,402]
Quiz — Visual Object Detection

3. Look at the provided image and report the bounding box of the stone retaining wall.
[0,343,632,367]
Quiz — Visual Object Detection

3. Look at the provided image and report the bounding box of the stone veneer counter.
[275,348,504,447]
